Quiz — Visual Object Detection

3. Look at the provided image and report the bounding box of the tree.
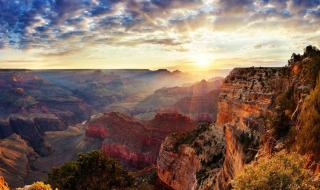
[297,76,320,158]
[233,152,320,190]
[48,151,133,190]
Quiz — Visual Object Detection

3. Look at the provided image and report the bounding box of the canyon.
[0,46,319,189]
[0,69,222,187]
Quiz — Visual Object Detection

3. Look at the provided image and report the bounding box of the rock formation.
[85,112,197,169]
[157,45,320,190]
[215,46,320,189]
[132,78,223,121]
[215,67,288,189]
[0,134,37,188]
[157,124,225,190]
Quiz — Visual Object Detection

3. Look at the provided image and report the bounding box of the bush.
[28,182,52,190]
[48,151,134,190]
[16,182,52,190]
[266,87,294,139]
[297,76,320,157]
[233,152,320,190]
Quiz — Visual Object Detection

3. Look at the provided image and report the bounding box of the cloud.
[0,0,320,57]
[215,0,254,15]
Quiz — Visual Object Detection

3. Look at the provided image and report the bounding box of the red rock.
[85,112,197,169]
[101,144,154,168]
[157,143,201,190]
[85,125,109,139]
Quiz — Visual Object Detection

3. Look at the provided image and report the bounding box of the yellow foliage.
[29,182,52,190]
[233,152,320,190]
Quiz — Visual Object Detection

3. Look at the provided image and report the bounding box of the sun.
[194,54,210,68]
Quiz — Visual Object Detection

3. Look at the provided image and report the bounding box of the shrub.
[28,182,52,190]
[172,122,210,153]
[233,152,320,190]
[297,76,320,157]
[48,151,133,190]
[266,87,294,139]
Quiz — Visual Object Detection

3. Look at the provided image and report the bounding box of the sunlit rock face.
[0,134,36,188]
[158,143,201,190]
[215,67,289,189]
[85,112,197,169]
[216,67,288,130]
[215,46,320,189]
[157,125,225,190]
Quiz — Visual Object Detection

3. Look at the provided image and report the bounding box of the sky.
[0,0,319,71]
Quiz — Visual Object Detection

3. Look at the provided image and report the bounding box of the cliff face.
[157,124,225,190]
[0,114,66,155]
[215,67,289,189]
[0,134,36,188]
[216,68,288,129]
[157,46,320,190]
[215,46,320,189]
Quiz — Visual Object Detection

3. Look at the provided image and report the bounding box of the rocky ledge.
[157,124,225,190]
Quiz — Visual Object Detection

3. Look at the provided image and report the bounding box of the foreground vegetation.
[233,152,320,190]
[48,151,133,190]
[297,75,320,158]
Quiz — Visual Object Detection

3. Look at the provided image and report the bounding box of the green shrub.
[233,152,319,190]
[172,122,210,152]
[266,87,294,139]
[48,151,133,190]
[297,76,320,157]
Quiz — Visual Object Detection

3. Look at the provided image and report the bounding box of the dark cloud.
[287,0,320,15]
[254,41,280,49]
[216,0,254,14]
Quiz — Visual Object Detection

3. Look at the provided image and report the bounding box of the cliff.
[215,67,289,189]
[157,124,225,190]
[157,45,320,190]
[215,46,320,189]
[0,114,66,155]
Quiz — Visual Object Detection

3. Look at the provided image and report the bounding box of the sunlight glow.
[193,54,211,68]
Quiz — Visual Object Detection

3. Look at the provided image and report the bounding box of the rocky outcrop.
[215,46,320,189]
[216,67,288,129]
[0,115,67,155]
[158,143,201,190]
[157,124,225,190]
[0,134,37,188]
[85,112,197,169]
[215,67,288,189]
[29,124,102,183]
